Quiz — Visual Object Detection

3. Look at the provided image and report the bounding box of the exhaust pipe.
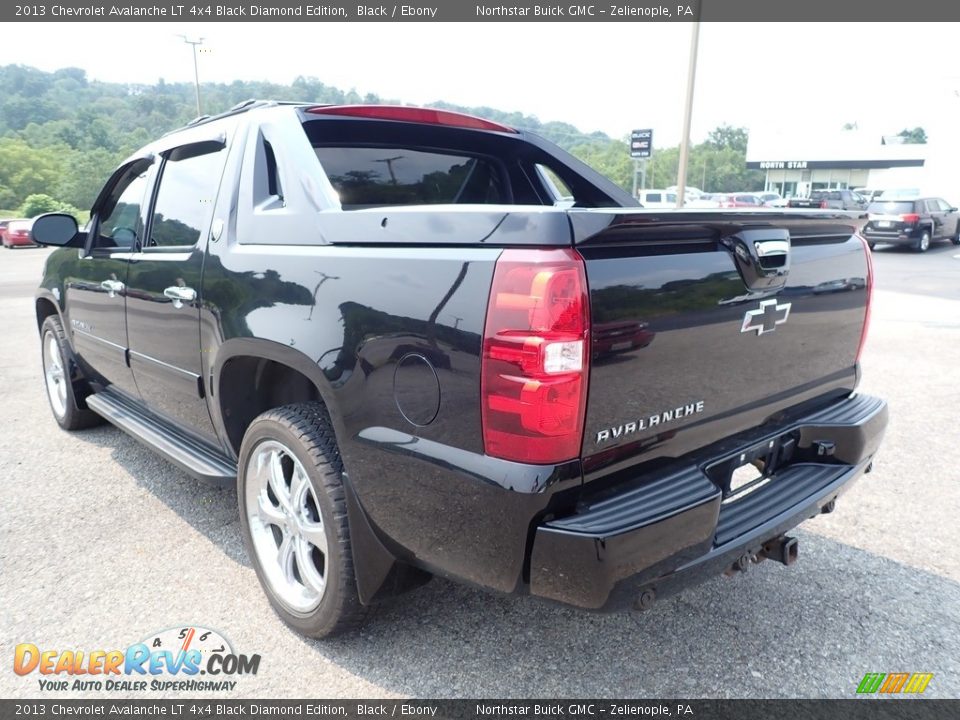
[760,535,799,566]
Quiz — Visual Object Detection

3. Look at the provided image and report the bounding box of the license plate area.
[705,431,799,503]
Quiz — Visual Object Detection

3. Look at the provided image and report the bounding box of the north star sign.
[758,161,809,169]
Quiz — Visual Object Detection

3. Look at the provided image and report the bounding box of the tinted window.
[868,201,915,214]
[148,146,227,248]
[315,147,505,207]
[645,193,662,202]
[97,167,151,250]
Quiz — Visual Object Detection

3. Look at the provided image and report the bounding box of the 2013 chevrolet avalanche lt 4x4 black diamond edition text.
[31,101,888,637]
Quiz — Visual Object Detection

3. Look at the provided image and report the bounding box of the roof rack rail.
[229,98,258,112]
[161,99,310,136]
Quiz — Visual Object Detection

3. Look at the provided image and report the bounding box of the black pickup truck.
[32,101,887,638]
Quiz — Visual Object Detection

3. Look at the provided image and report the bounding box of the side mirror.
[30,213,80,247]
[950,207,958,213]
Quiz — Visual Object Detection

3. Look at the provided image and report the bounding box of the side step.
[86,390,237,485]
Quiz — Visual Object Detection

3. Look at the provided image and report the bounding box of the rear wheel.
[237,402,366,638]
[952,226,960,246]
[40,316,102,430]
[916,229,931,252]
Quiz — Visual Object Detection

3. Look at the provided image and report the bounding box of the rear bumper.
[863,230,919,245]
[528,394,888,610]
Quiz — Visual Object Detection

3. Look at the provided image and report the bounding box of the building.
[745,130,942,200]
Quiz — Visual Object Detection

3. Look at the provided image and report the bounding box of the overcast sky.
[4,22,960,146]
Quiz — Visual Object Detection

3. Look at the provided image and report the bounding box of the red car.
[717,193,763,208]
[1,218,36,248]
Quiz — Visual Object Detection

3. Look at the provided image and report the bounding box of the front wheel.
[40,316,102,430]
[237,403,366,638]
[952,226,960,246]
[916,230,931,252]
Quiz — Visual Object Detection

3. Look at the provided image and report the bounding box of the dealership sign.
[631,129,653,159]
[747,159,925,170]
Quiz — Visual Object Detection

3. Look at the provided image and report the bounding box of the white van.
[637,189,679,208]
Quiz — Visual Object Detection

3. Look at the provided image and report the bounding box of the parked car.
[861,197,960,252]
[755,192,783,207]
[789,189,866,210]
[32,100,887,638]
[637,189,679,208]
[853,188,885,204]
[686,192,722,208]
[718,193,763,208]
[2,218,36,248]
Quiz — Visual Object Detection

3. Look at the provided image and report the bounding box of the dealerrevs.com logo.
[14,626,261,692]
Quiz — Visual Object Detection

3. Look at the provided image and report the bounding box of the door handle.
[163,286,197,309]
[100,280,125,297]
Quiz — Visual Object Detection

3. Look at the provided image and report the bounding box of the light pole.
[178,35,205,116]
[675,21,701,207]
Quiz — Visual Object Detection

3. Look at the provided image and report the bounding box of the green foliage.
[0,62,764,209]
[897,127,927,144]
[18,193,82,219]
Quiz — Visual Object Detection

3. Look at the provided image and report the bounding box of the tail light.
[481,248,589,464]
[855,234,874,364]
[819,199,828,209]
[306,105,516,133]
[899,213,920,225]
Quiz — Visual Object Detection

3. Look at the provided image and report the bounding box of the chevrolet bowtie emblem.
[741,299,791,335]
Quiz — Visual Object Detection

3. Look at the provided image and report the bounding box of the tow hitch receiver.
[760,535,799,566]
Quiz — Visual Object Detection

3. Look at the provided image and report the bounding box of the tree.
[897,127,927,144]
[19,193,81,219]
[706,125,750,154]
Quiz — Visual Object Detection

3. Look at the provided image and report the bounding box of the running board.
[86,390,237,485]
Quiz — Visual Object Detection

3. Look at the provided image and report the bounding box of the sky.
[3,22,960,147]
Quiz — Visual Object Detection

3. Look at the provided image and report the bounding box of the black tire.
[916,229,931,253]
[237,402,366,638]
[40,315,103,431]
[867,241,876,251]
[952,226,960,246]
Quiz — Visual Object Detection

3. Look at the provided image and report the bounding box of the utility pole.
[676,21,700,207]
[374,156,405,184]
[178,35,205,116]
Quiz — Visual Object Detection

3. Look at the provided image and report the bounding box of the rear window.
[645,193,662,202]
[868,201,915,214]
[812,190,841,200]
[314,147,505,207]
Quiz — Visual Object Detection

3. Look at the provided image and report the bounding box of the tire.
[916,229,931,253]
[237,402,366,638]
[40,316,103,430]
[952,226,960,246]
[867,241,876,251]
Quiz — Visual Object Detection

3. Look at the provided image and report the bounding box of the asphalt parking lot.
[1,244,958,700]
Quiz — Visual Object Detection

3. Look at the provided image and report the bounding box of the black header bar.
[4,0,958,22]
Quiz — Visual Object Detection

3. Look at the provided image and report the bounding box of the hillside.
[0,64,759,215]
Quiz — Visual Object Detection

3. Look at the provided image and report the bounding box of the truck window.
[147,145,227,249]
[314,147,506,208]
[95,169,151,250]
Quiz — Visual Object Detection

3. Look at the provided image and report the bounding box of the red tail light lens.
[819,199,828,209]
[481,248,589,464]
[899,213,920,224]
[855,234,874,364]
[306,105,516,133]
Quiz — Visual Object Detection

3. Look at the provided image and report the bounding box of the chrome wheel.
[43,331,68,420]
[918,231,930,252]
[244,440,328,612]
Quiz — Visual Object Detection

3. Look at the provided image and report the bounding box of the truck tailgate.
[568,209,870,481]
